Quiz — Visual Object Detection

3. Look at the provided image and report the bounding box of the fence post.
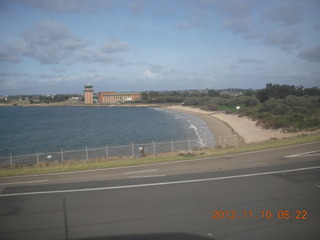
[171,140,174,152]
[36,150,39,164]
[106,144,109,158]
[85,146,89,160]
[10,153,13,166]
[152,141,156,156]
[132,142,134,157]
[61,149,64,163]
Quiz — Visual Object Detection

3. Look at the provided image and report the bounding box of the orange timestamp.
[211,210,308,220]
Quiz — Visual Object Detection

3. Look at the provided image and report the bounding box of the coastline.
[163,105,308,145]
[167,105,320,146]
[164,105,242,147]
[0,102,168,108]
[3,103,315,146]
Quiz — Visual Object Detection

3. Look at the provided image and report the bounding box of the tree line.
[137,84,320,129]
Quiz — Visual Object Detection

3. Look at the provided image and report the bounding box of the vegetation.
[30,94,71,104]
[1,94,74,104]
[137,84,320,129]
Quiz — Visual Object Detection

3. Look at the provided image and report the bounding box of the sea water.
[0,106,213,157]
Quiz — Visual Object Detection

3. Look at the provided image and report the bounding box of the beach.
[165,105,305,146]
[165,106,241,147]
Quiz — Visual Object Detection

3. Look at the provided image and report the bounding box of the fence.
[281,126,320,133]
[0,135,239,166]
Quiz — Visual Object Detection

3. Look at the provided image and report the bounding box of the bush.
[202,103,218,111]
[273,104,288,115]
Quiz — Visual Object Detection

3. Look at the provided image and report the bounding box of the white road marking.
[0,166,319,197]
[128,175,165,179]
[284,150,320,158]
[123,169,158,175]
[0,180,48,186]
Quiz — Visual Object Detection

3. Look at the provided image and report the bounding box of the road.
[0,142,319,240]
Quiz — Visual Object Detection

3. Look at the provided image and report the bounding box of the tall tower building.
[84,84,93,104]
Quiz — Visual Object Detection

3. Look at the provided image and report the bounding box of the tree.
[241,96,259,107]
[148,91,160,99]
[256,89,269,102]
[141,92,149,101]
[305,87,320,96]
[207,89,220,97]
[257,83,297,102]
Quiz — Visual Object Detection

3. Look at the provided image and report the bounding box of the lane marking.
[2,141,319,180]
[128,175,165,179]
[123,169,158,175]
[0,180,49,186]
[0,166,319,197]
[284,150,320,158]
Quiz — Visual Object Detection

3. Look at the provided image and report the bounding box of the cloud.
[219,0,253,17]
[298,45,320,62]
[23,19,88,64]
[0,43,22,63]
[216,0,261,39]
[101,39,130,53]
[75,46,123,64]
[262,1,300,26]
[0,19,87,64]
[0,71,30,77]
[52,67,66,73]
[175,13,211,31]
[238,58,265,64]
[74,51,123,64]
[263,28,302,51]
[129,0,148,16]
[0,19,130,65]
[142,70,158,79]
[176,21,194,31]
[222,17,261,39]
[13,0,113,13]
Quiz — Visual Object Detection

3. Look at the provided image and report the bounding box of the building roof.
[99,92,141,96]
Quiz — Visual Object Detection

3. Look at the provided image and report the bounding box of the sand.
[164,106,241,146]
[164,105,308,146]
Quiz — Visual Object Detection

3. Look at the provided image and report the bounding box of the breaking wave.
[161,108,214,148]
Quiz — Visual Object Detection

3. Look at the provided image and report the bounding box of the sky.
[0,0,319,95]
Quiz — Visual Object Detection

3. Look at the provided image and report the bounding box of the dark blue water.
[0,106,212,156]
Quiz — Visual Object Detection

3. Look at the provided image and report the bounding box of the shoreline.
[163,105,315,145]
[164,105,242,147]
[0,103,170,108]
[2,103,317,146]
[167,105,320,146]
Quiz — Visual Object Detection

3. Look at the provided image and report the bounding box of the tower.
[84,84,93,104]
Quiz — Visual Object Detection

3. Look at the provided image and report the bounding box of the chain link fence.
[0,135,239,166]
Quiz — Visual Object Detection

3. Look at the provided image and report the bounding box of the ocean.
[0,106,213,157]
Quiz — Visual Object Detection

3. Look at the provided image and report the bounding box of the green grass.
[1,134,319,178]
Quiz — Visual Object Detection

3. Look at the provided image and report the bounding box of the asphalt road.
[0,142,319,240]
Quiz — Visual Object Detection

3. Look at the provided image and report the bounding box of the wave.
[162,109,214,148]
[188,121,205,147]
